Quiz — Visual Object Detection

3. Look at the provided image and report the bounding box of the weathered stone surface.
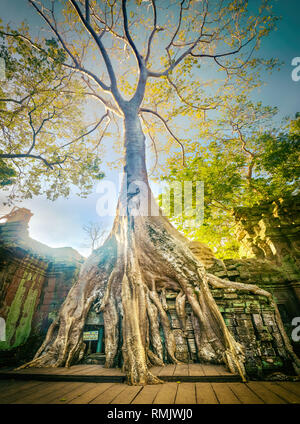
[0,211,83,365]
[234,194,300,270]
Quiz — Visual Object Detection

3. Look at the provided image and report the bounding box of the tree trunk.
[18,113,300,384]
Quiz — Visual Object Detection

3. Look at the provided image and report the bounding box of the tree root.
[16,206,300,383]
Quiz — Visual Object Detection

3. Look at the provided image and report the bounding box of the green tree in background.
[161,99,300,258]
[0,23,105,204]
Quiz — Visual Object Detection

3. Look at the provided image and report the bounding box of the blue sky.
[0,0,299,257]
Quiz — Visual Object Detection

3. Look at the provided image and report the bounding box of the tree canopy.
[161,105,300,258]
[0,0,280,205]
[0,22,105,204]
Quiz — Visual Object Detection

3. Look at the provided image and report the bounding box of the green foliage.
[0,159,17,187]
[0,23,105,204]
[161,106,300,258]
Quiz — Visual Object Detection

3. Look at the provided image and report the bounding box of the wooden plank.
[0,380,45,402]
[8,365,101,376]
[68,383,114,404]
[52,366,82,375]
[98,368,124,376]
[153,382,178,404]
[211,383,241,404]
[0,364,125,384]
[195,382,218,404]
[174,364,189,377]
[90,383,127,404]
[217,365,232,375]
[110,385,143,404]
[188,364,205,377]
[131,385,162,404]
[11,382,70,404]
[261,382,300,404]
[228,383,264,404]
[202,365,221,376]
[175,383,196,404]
[31,382,84,404]
[48,383,99,404]
[276,382,300,397]
[71,366,107,376]
[0,382,48,404]
[0,379,19,390]
[78,366,123,376]
[159,365,176,377]
[150,366,163,376]
[246,382,286,404]
[19,367,67,375]
[0,379,40,393]
[65,366,100,375]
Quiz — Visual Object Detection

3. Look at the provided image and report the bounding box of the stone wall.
[234,194,300,272]
[210,287,290,377]
[188,237,300,376]
[209,258,300,358]
[0,211,83,365]
[163,287,293,378]
[230,194,300,358]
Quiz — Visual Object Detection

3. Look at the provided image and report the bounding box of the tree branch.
[145,0,158,64]
[166,75,220,111]
[69,0,123,106]
[0,152,55,169]
[0,94,31,105]
[234,125,256,159]
[121,0,143,70]
[140,108,185,166]
[61,111,109,148]
[93,114,111,152]
[28,0,79,67]
[1,28,111,93]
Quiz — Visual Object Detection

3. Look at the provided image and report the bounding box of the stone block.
[175,351,189,363]
[236,327,251,336]
[259,331,273,342]
[224,293,238,299]
[173,329,186,345]
[276,347,288,358]
[224,288,237,293]
[187,338,197,354]
[211,290,224,299]
[224,318,237,326]
[214,271,228,278]
[262,313,275,326]
[272,331,284,347]
[227,270,240,277]
[170,318,181,329]
[252,313,264,330]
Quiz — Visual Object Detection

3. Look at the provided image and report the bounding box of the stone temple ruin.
[0,195,299,378]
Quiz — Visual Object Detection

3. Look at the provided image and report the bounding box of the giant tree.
[15,0,300,384]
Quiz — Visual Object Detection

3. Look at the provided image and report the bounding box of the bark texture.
[18,114,300,384]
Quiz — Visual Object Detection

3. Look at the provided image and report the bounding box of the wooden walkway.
[0,378,299,404]
[0,364,240,383]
